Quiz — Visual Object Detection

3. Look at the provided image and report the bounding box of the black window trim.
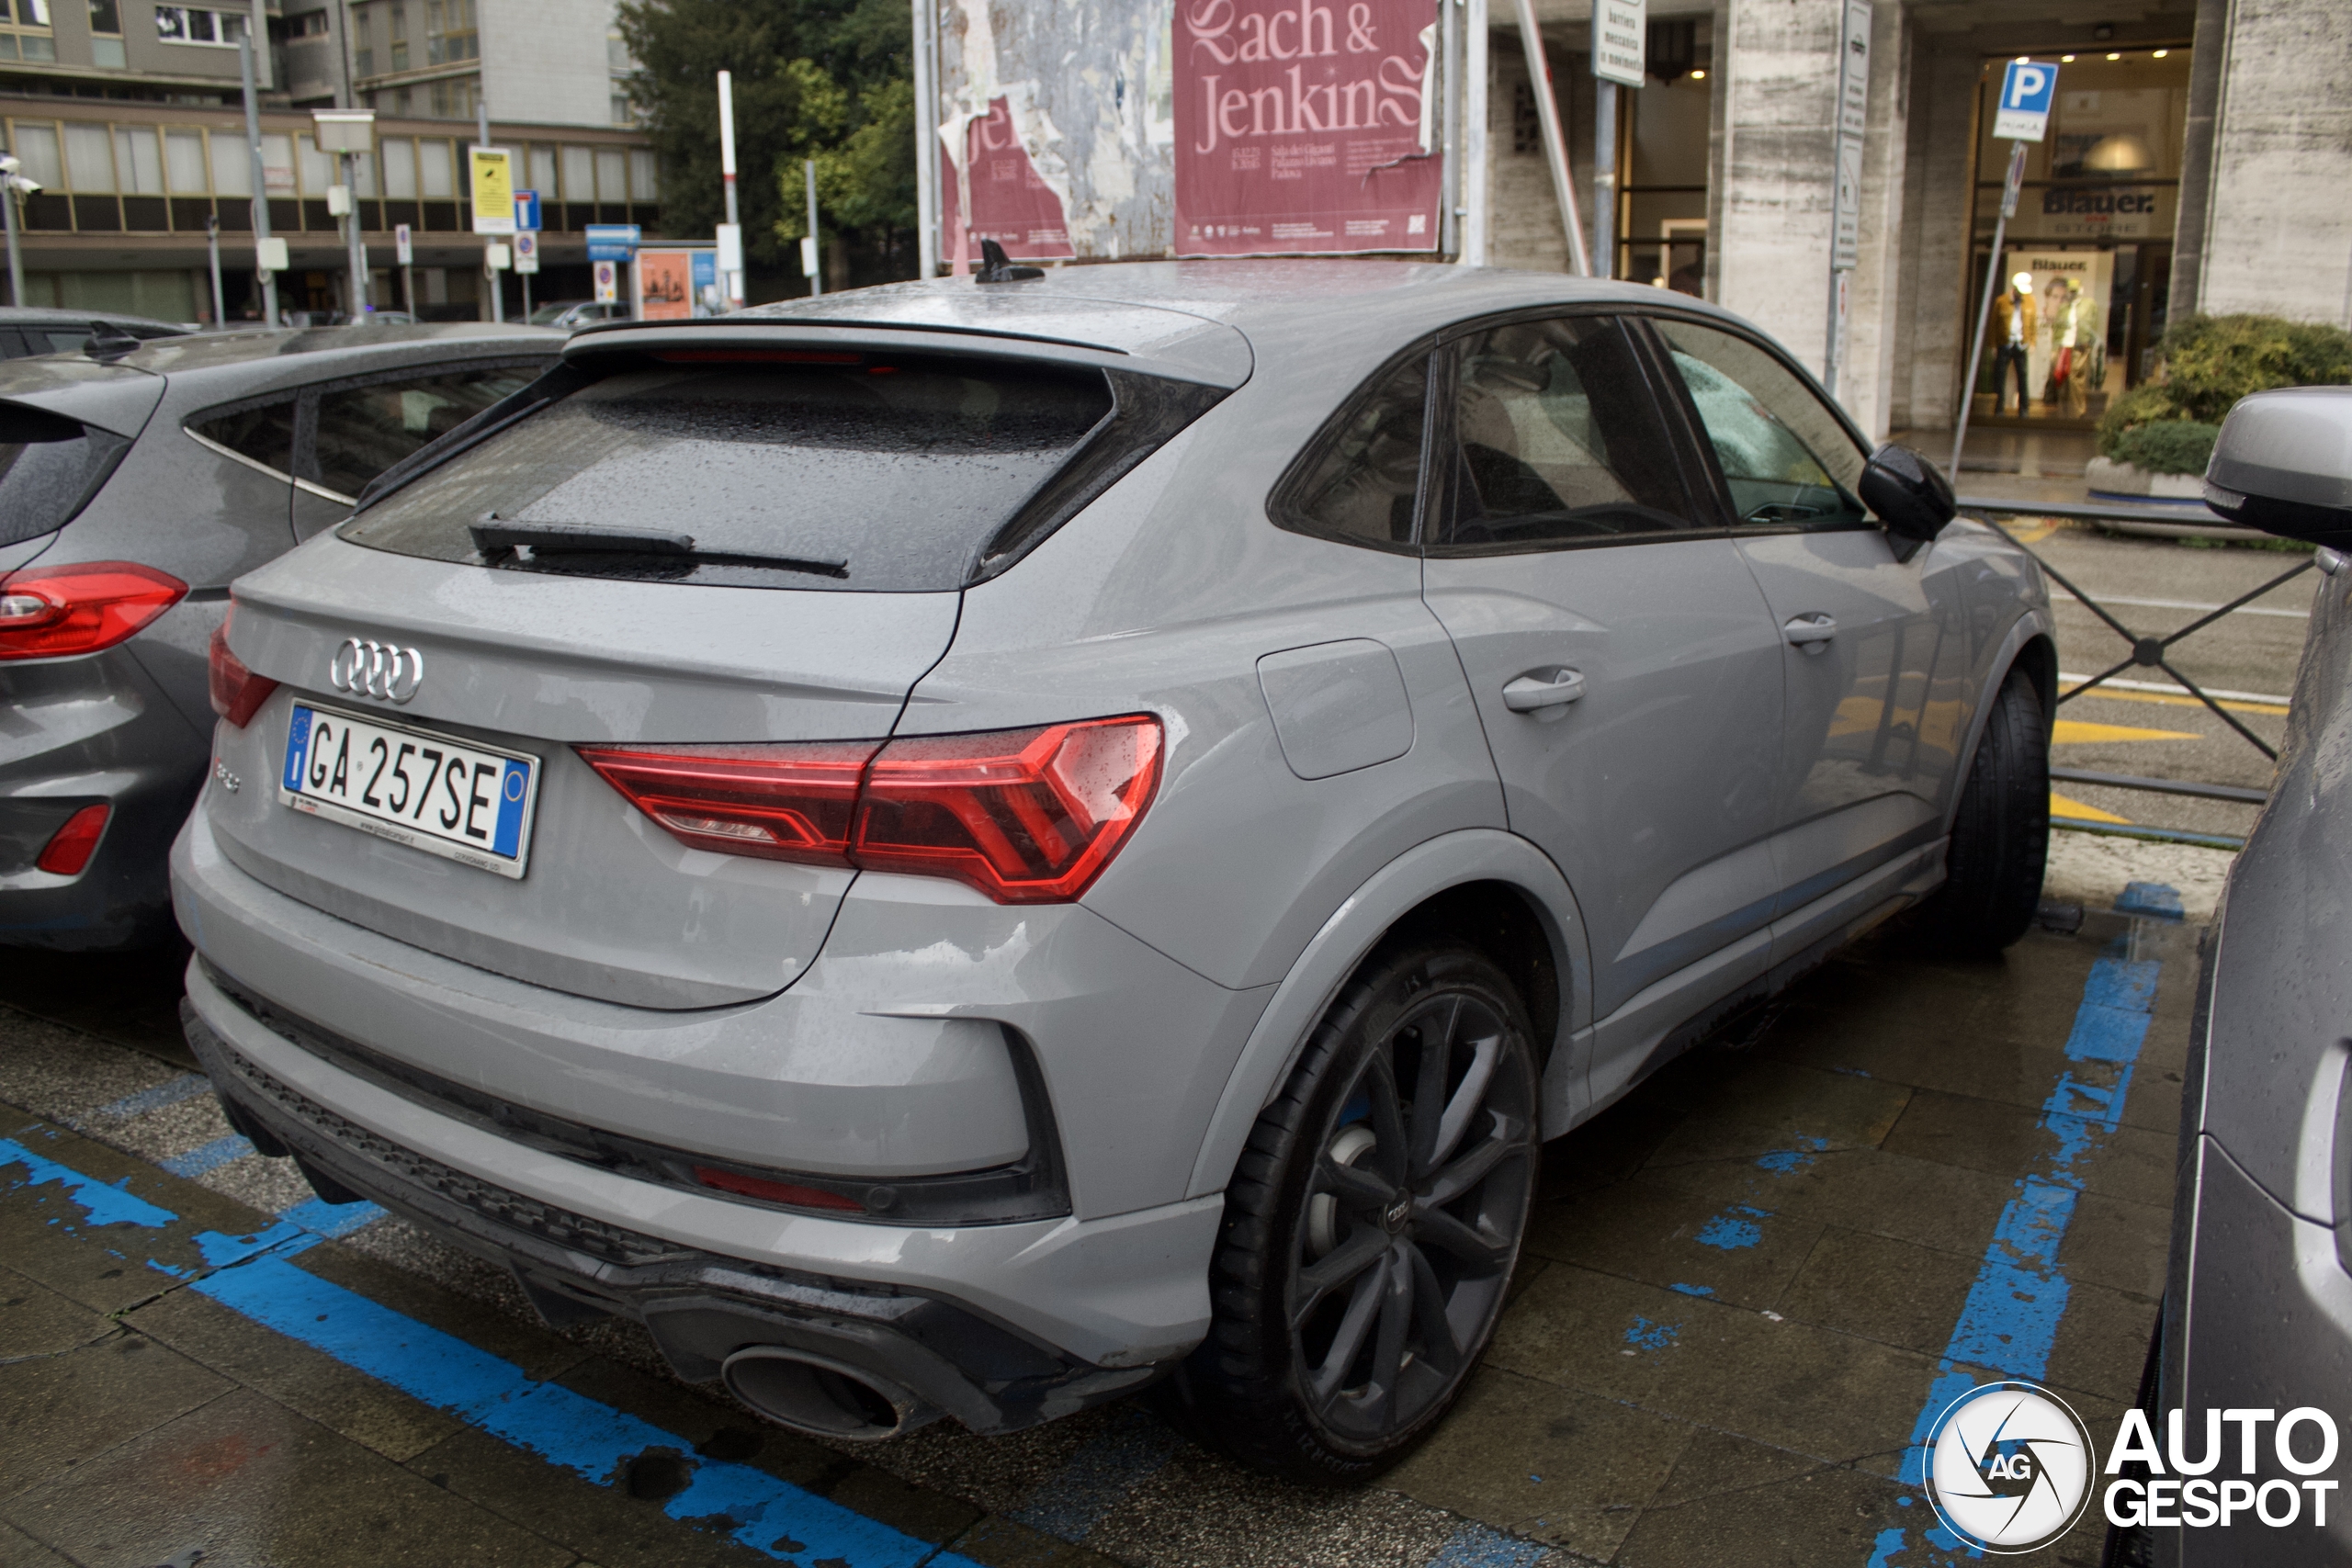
[1626,309,1883,539]
[1422,305,1732,558]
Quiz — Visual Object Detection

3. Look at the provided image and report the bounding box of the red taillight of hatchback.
[0,561,186,661]
[579,716,1163,905]
[207,610,279,728]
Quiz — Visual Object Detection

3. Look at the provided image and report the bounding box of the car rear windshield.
[340,353,1125,592]
[0,402,133,547]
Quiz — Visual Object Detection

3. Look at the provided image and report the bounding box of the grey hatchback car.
[0,324,558,950]
[175,263,2056,1480]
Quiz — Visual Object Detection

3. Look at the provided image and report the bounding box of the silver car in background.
[174,263,2054,1481]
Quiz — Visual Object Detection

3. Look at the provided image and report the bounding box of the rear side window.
[1271,345,1431,551]
[343,354,1130,592]
[191,398,298,477]
[0,402,133,547]
[308,367,539,500]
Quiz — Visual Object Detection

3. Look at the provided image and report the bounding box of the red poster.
[1175,0,1442,256]
[942,97,1075,268]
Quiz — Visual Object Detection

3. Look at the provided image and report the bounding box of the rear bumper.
[172,804,1241,1385]
[0,642,205,950]
[186,994,1188,1435]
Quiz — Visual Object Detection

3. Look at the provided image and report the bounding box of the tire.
[1168,941,1540,1484]
[1915,666,2050,953]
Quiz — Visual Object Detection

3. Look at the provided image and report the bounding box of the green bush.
[2107,419,2221,476]
[2097,312,2352,464]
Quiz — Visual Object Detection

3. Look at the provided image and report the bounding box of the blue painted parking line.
[1427,1521,1552,1567]
[1,1136,981,1568]
[1869,891,2172,1562]
[279,1193,387,1237]
[160,1132,254,1179]
[94,1073,212,1121]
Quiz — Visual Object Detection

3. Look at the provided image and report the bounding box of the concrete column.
[2196,0,2352,327]
[1708,0,1908,433]
[2165,0,2229,321]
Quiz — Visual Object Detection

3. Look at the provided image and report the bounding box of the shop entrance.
[1961,45,2191,430]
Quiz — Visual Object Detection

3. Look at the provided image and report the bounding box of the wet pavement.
[3,857,2197,1568]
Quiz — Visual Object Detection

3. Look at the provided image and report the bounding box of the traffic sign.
[514,231,539,275]
[585,223,641,262]
[514,188,541,232]
[469,147,516,234]
[1591,0,1645,88]
[394,222,413,265]
[593,260,618,303]
[1994,59,2057,141]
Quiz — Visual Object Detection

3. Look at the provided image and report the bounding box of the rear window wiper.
[468,516,848,580]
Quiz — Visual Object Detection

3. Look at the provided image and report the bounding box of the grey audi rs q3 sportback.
[1,324,558,950]
[174,262,2055,1482]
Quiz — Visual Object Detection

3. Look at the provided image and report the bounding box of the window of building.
[113,126,164,193]
[164,129,208,192]
[611,94,631,128]
[424,0,474,64]
[388,2,406,71]
[155,6,247,46]
[628,149,656,201]
[0,0,58,62]
[86,0,124,67]
[595,146,624,201]
[426,76,475,120]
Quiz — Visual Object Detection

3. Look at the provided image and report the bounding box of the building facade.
[1476,0,2352,440]
[1,0,658,319]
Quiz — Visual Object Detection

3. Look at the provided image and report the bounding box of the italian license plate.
[279,703,541,878]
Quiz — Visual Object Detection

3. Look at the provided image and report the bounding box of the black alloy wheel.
[1171,942,1540,1483]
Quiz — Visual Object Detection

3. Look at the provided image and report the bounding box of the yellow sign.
[469,147,515,235]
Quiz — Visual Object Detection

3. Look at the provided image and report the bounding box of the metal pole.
[476,99,502,323]
[1440,0,1462,258]
[206,214,224,324]
[718,69,741,306]
[805,158,822,298]
[910,0,938,276]
[240,33,278,327]
[343,149,368,319]
[521,266,531,319]
[1593,79,1616,281]
[2,169,22,309]
[1951,141,2029,482]
[1459,0,1488,265]
[1510,0,1589,276]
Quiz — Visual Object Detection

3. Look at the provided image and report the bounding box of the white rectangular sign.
[716,223,743,275]
[1833,135,1863,269]
[1993,58,2058,142]
[514,231,538,275]
[1592,0,1646,89]
[1836,0,1872,139]
[394,222,413,265]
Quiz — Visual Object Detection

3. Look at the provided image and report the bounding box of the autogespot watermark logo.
[1924,1382,2097,1552]
[1923,1380,2346,1551]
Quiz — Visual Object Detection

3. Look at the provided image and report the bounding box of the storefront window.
[1620,67,1711,293]
[1964,47,2191,426]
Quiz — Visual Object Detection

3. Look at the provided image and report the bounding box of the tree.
[616,0,917,288]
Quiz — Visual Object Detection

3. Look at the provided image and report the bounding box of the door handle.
[1782,614,1837,653]
[1502,668,1586,713]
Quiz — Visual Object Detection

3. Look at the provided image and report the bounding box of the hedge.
[2096,313,2352,473]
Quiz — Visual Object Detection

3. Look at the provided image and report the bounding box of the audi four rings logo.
[329,637,425,703]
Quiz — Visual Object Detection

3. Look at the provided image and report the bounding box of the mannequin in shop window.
[1991,272,2035,416]
[2043,277,2099,419]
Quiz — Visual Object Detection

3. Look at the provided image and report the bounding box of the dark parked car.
[0,306,187,360]
[0,323,560,950]
[526,299,629,331]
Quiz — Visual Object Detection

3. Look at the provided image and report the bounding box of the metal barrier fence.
[1956,494,2312,852]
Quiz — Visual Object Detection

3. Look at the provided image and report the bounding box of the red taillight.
[37,803,110,875]
[577,740,879,864]
[854,718,1164,903]
[691,1166,865,1212]
[578,715,1163,905]
[0,561,186,661]
[208,610,279,728]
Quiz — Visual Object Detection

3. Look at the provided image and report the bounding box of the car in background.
[0,307,187,359]
[2116,387,2352,1566]
[175,263,2052,1480]
[526,299,628,331]
[1,322,560,951]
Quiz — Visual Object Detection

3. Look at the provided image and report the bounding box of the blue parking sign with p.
[1994,59,2057,141]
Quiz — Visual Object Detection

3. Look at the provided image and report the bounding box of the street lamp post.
[0,151,29,309]
[312,110,377,321]
[239,31,278,327]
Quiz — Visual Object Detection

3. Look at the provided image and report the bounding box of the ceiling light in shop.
[2084,132,2157,173]
[2153,48,2169,57]
[2106,51,2121,60]
[2061,53,2075,62]
[1690,68,1705,79]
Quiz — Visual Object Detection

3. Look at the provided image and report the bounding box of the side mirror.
[1860,443,1956,559]
[2202,388,2352,548]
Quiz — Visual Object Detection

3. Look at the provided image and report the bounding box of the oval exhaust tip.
[721,1347,933,1442]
